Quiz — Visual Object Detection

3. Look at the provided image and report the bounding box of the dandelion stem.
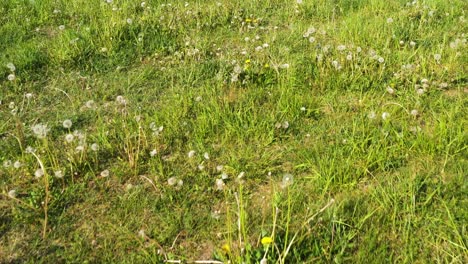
[29,151,50,239]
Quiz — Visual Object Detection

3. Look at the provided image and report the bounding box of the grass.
[1,0,467,263]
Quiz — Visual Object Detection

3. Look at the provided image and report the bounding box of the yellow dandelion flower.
[221,243,231,253]
[261,236,273,245]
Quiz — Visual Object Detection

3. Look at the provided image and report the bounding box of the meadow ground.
[0,0,467,263]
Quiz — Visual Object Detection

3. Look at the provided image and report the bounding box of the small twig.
[170,231,183,249]
[140,175,158,192]
[234,191,242,251]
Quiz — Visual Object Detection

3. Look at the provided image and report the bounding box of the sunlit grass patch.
[1,0,467,263]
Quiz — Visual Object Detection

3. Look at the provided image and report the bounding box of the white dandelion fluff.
[63,119,72,129]
[281,173,294,188]
[386,86,395,95]
[167,177,177,186]
[6,62,15,71]
[35,169,44,178]
[31,124,50,139]
[382,112,390,120]
[91,143,99,151]
[188,150,196,158]
[65,134,74,143]
[150,149,157,157]
[54,170,64,178]
[215,178,225,190]
[3,160,11,168]
[14,161,22,169]
[100,169,110,177]
[8,190,17,198]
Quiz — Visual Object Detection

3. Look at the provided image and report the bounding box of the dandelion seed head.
[337,44,346,51]
[308,36,316,43]
[8,190,17,198]
[382,112,390,120]
[126,18,133,24]
[332,60,341,70]
[215,178,225,190]
[281,173,294,188]
[31,124,50,139]
[410,109,419,116]
[3,160,11,168]
[188,150,196,158]
[116,95,127,105]
[6,62,15,71]
[386,86,395,94]
[7,74,15,81]
[54,170,64,178]
[100,169,110,177]
[14,161,22,169]
[410,41,416,47]
[62,119,72,129]
[26,146,35,153]
[387,17,394,23]
[368,111,377,119]
[91,143,99,151]
[149,149,157,157]
[167,176,177,186]
[75,145,85,152]
[439,82,448,89]
[434,53,441,61]
[378,57,385,63]
[58,25,65,30]
[417,88,425,95]
[138,229,145,238]
[85,100,95,109]
[35,169,44,178]
[65,133,74,143]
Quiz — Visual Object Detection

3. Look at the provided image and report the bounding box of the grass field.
[1,0,467,263]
